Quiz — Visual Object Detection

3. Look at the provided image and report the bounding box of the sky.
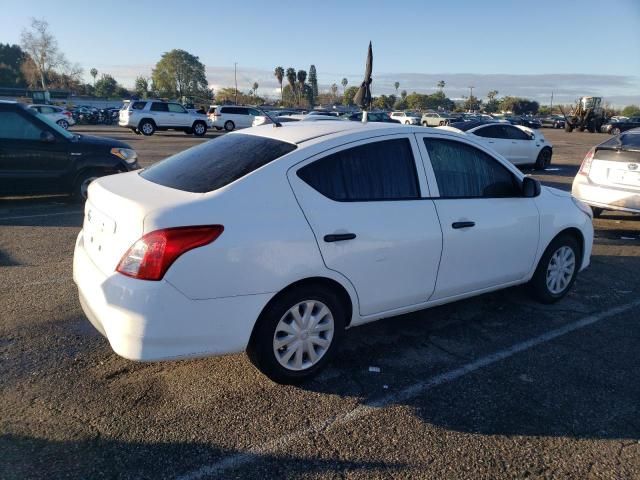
[2,0,639,106]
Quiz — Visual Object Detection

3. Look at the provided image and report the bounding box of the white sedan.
[27,104,76,129]
[74,122,593,384]
[438,121,553,169]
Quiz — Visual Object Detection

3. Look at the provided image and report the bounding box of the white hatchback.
[27,104,76,129]
[74,122,593,383]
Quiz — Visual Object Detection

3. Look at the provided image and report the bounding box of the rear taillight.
[64,111,72,118]
[116,225,224,281]
[579,148,595,176]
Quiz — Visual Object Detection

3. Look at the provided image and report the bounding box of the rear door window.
[0,111,44,140]
[150,103,168,112]
[140,134,297,193]
[297,138,420,201]
[168,103,187,113]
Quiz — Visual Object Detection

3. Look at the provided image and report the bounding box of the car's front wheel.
[534,148,552,170]
[73,170,100,202]
[57,119,69,130]
[247,286,345,384]
[528,234,580,304]
[611,127,621,135]
[192,121,207,136]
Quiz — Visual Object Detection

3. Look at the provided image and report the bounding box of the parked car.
[390,111,421,125]
[506,116,542,129]
[253,114,345,126]
[307,110,340,117]
[73,121,592,384]
[119,100,211,136]
[540,115,566,129]
[421,112,460,127]
[572,128,640,217]
[601,117,640,135]
[0,101,139,199]
[210,106,266,131]
[439,121,553,169]
[346,111,400,123]
[27,104,75,129]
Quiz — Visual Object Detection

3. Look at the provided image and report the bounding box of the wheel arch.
[547,227,585,267]
[137,117,156,128]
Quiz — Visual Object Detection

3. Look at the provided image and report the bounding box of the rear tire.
[611,127,621,135]
[184,128,193,135]
[591,207,603,218]
[192,121,207,136]
[215,126,223,131]
[528,234,580,304]
[247,285,345,384]
[139,120,155,136]
[72,170,101,202]
[57,119,69,130]
[534,148,552,170]
[224,120,235,132]
[565,124,573,133]
[422,122,428,127]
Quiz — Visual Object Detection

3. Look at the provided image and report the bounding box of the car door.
[471,124,514,162]
[503,125,535,165]
[416,134,539,300]
[288,135,443,317]
[149,102,170,126]
[168,103,191,127]
[0,108,72,195]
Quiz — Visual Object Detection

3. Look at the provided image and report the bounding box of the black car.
[507,116,542,129]
[540,115,565,129]
[602,117,640,135]
[0,101,140,200]
[346,111,400,123]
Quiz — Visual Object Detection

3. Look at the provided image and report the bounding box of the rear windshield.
[140,134,298,193]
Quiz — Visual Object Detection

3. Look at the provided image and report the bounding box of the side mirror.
[40,131,56,143]
[522,176,541,198]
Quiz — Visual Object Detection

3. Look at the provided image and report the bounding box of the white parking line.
[0,210,82,221]
[176,299,640,480]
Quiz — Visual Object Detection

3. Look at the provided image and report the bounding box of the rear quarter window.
[132,101,147,110]
[140,134,297,193]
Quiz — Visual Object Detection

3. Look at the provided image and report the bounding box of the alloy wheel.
[546,246,575,294]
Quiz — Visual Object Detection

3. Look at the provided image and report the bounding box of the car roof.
[599,127,640,151]
[242,121,417,145]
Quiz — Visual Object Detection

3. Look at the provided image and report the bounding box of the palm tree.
[331,83,338,101]
[297,70,307,105]
[401,89,407,100]
[285,68,297,105]
[90,68,98,86]
[487,90,498,101]
[394,81,400,94]
[274,66,284,103]
[252,82,259,98]
[341,77,348,95]
[437,80,445,91]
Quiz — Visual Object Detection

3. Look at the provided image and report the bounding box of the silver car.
[572,128,640,217]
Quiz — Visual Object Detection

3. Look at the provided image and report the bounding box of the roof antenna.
[263,108,282,128]
[353,41,373,124]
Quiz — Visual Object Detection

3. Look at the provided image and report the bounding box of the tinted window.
[150,103,168,112]
[141,134,297,193]
[132,101,147,110]
[504,125,530,140]
[297,139,420,201]
[0,111,43,140]
[424,138,520,198]
[168,103,187,113]
[473,125,507,138]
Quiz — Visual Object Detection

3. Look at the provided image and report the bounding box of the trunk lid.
[82,171,199,275]
[590,149,640,191]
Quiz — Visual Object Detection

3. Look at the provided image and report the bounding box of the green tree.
[274,66,284,103]
[285,67,297,99]
[341,77,348,94]
[437,80,445,91]
[400,90,407,100]
[330,83,338,100]
[297,69,307,105]
[342,85,359,106]
[134,76,149,98]
[308,65,318,105]
[463,95,481,111]
[393,97,408,110]
[152,49,208,99]
[90,68,98,86]
[394,81,400,94]
[20,18,68,90]
[252,81,259,98]
[487,90,498,101]
[94,73,118,98]
[0,43,27,87]
[622,105,640,117]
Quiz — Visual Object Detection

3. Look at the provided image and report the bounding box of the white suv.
[211,106,265,131]
[390,111,421,125]
[119,100,212,136]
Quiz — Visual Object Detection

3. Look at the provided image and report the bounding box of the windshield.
[30,110,75,139]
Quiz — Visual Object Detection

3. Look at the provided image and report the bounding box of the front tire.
[57,119,69,130]
[247,285,345,384]
[72,170,100,202]
[611,127,621,135]
[192,121,207,136]
[528,234,580,304]
[534,148,552,170]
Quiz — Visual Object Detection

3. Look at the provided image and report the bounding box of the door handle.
[452,221,475,229]
[324,233,356,242]
[488,141,495,143]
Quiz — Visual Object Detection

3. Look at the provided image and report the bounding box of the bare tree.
[20,18,68,90]
[90,68,98,86]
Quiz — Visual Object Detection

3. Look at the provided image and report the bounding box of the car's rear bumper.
[572,175,640,213]
[73,231,271,361]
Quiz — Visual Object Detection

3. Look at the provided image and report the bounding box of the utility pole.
[234,62,238,105]
[468,86,475,111]
[550,91,554,110]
